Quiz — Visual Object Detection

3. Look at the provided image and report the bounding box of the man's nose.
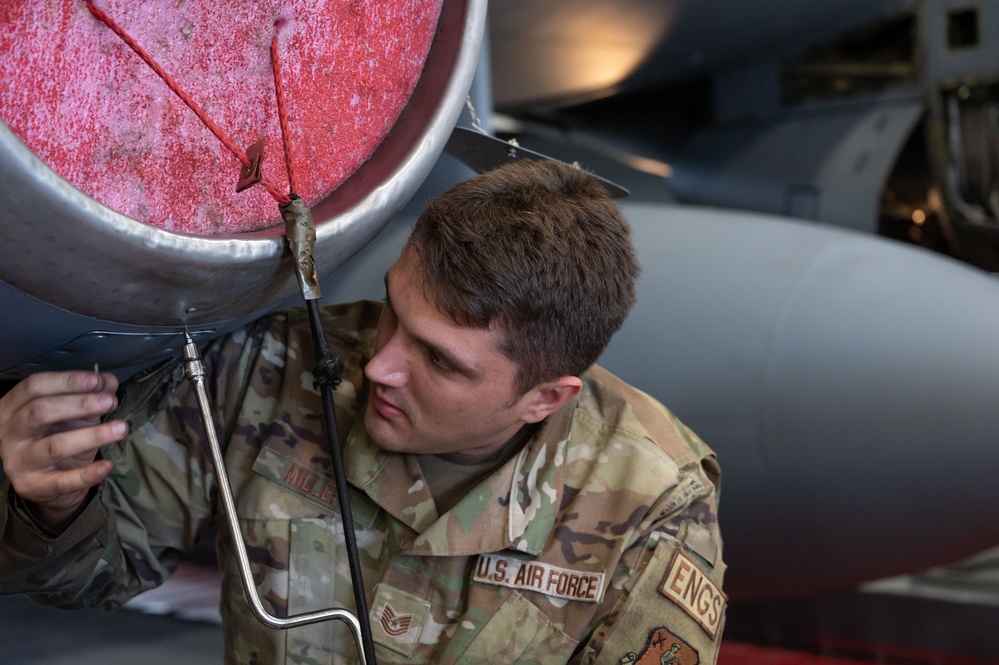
[365,334,408,388]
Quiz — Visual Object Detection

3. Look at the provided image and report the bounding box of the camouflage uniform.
[0,301,726,665]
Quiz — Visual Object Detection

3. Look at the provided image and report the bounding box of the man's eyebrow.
[427,338,479,377]
[383,269,480,377]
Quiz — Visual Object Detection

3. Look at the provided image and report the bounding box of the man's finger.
[49,460,113,498]
[18,370,105,400]
[12,459,109,506]
[25,420,128,469]
[20,392,118,436]
[6,370,117,410]
[15,460,113,517]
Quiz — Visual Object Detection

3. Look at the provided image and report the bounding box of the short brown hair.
[407,159,640,394]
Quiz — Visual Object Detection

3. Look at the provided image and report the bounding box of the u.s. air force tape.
[473,553,605,603]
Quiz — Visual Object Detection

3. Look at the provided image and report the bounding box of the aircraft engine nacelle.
[0,0,486,380]
[604,202,999,601]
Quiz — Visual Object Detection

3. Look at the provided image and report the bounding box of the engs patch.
[658,549,726,640]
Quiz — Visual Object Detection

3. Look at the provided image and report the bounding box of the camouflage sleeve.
[0,302,376,610]
[0,315,274,608]
[576,454,726,665]
[0,480,115,601]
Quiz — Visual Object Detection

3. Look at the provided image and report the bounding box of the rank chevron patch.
[379,603,414,638]
[369,583,431,658]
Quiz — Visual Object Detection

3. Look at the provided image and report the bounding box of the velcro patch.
[620,627,699,665]
[473,553,605,603]
[251,448,380,527]
[658,549,727,639]
[369,583,431,658]
[252,448,339,508]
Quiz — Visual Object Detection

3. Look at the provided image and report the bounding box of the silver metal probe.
[181,333,367,663]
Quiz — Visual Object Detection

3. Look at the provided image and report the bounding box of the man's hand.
[0,371,127,532]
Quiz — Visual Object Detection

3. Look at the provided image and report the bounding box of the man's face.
[363,248,541,457]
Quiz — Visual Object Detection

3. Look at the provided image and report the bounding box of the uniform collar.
[344,400,576,557]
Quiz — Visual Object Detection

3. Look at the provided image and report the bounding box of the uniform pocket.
[223,447,367,664]
[455,589,578,665]
[285,516,364,665]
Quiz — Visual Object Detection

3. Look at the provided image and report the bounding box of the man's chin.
[363,406,406,452]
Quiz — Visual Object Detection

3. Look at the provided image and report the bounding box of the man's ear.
[521,376,582,424]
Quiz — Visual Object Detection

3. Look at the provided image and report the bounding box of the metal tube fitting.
[181,333,367,663]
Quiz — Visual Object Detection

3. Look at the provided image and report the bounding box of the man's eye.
[428,348,452,372]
